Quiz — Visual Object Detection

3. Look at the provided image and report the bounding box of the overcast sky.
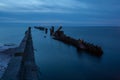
[0,0,120,26]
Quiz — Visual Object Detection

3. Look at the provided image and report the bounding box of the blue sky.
[0,0,120,26]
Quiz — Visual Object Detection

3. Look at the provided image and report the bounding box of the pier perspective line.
[1,27,39,80]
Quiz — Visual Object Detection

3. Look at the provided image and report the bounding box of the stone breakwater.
[1,27,39,80]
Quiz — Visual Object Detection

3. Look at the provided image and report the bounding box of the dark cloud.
[0,0,120,26]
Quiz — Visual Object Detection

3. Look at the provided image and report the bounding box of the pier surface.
[1,27,39,80]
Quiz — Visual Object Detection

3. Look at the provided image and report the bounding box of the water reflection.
[76,51,102,63]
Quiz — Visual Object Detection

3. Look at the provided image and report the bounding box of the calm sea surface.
[0,23,120,80]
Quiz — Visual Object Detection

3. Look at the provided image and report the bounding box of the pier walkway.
[1,27,39,80]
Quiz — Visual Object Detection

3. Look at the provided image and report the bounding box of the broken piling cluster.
[51,26,103,57]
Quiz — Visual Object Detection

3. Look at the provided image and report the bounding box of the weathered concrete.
[1,27,39,80]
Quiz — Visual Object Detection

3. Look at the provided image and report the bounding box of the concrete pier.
[1,27,39,80]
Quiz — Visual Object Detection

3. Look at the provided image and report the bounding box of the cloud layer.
[0,0,89,13]
[0,0,120,26]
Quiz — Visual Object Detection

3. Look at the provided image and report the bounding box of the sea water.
[0,24,120,80]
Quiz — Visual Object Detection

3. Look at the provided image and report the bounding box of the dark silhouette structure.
[52,26,103,57]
